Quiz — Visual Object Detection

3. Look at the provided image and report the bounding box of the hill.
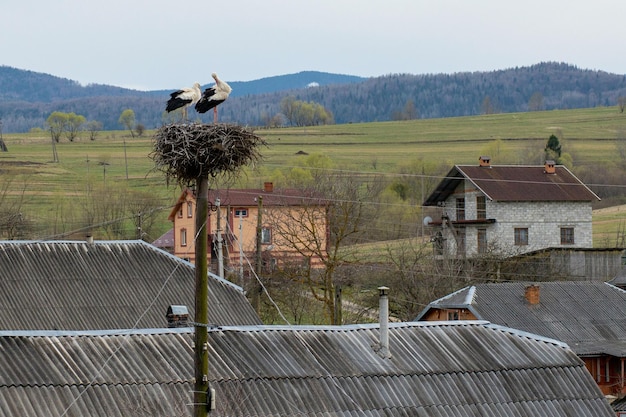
[1,62,626,132]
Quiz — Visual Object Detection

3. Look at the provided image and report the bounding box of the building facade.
[424,156,600,257]
[169,182,328,273]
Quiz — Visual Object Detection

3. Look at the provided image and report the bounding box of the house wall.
[584,356,626,396]
[420,308,477,321]
[171,193,327,269]
[440,180,593,257]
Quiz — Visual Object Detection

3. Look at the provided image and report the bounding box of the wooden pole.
[194,175,209,417]
[252,196,263,313]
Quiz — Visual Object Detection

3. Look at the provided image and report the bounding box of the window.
[561,227,575,245]
[477,228,487,254]
[234,208,248,217]
[476,196,486,219]
[514,228,529,245]
[261,227,272,244]
[186,201,193,218]
[180,228,187,246]
[456,198,465,221]
[447,310,459,320]
[177,207,183,218]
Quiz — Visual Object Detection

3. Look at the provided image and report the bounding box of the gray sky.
[3,0,625,91]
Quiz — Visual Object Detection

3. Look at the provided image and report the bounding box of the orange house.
[168,182,328,274]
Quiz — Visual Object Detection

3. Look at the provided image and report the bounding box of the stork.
[195,73,232,123]
[166,82,202,121]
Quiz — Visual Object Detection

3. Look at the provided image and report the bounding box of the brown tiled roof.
[425,164,600,205]
[208,187,323,207]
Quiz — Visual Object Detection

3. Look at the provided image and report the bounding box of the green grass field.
[1,107,626,244]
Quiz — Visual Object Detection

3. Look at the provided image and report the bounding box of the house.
[423,156,600,258]
[0,321,614,416]
[416,280,626,396]
[0,239,261,330]
[168,182,327,271]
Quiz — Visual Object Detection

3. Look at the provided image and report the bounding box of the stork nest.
[151,123,266,184]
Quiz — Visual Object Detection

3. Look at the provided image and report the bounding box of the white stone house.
[423,156,600,258]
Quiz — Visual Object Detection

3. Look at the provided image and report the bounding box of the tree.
[65,112,86,142]
[528,92,544,111]
[135,123,145,137]
[85,120,103,141]
[46,111,68,144]
[545,134,562,162]
[392,100,418,121]
[118,109,136,138]
[618,96,626,113]
[265,169,384,325]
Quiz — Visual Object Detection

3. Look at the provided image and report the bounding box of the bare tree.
[264,172,383,324]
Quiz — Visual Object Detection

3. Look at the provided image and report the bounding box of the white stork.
[166,82,202,120]
[195,73,232,122]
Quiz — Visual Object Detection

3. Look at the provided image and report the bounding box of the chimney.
[378,286,391,358]
[479,156,491,167]
[263,182,274,193]
[544,160,556,174]
[166,305,189,328]
[86,234,94,244]
[525,285,540,305]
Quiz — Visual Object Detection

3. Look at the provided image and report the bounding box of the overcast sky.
[3,0,625,91]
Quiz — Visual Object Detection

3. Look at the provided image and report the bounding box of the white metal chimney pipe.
[378,286,390,358]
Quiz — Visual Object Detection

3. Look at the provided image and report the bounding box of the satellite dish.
[423,216,433,226]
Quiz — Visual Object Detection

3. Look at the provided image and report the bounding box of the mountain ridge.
[1,62,625,132]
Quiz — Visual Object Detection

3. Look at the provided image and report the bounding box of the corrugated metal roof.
[0,240,261,330]
[0,322,614,416]
[418,281,626,356]
[424,164,600,205]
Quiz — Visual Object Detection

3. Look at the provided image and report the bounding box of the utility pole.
[216,198,224,279]
[252,196,263,313]
[194,176,209,417]
[238,211,244,287]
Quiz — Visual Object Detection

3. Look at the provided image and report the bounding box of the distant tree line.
[2,62,626,132]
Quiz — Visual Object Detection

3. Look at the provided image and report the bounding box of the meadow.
[1,106,626,245]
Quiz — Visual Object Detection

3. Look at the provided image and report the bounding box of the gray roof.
[0,240,261,330]
[416,281,626,356]
[0,322,614,417]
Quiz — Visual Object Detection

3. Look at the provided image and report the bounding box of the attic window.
[187,201,193,218]
[447,310,459,320]
[234,208,248,217]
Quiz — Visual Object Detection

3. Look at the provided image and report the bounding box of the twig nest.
[151,123,266,183]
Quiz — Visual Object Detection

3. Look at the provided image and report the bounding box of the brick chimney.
[264,182,274,193]
[525,285,540,305]
[166,305,189,328]
[544,160,556,174]
[479,156,491,167]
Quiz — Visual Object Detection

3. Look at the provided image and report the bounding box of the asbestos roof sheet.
[418,281,626,356]
[0,322,614,417]
[0,240,261,330]
[424,164,600,205]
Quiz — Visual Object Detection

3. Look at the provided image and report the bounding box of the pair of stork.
[166,72,231,122]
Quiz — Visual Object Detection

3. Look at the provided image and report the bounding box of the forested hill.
[1,62,625,132]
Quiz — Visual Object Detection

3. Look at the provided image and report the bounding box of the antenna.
[423,216,433,226]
